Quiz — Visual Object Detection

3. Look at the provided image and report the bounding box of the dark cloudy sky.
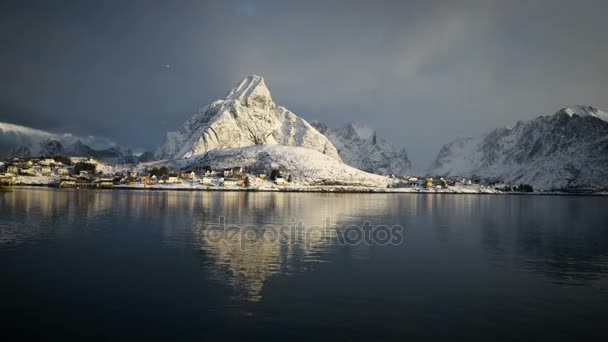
[1,0,607,167]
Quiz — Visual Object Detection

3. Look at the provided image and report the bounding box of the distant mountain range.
[0,122,152,164]
[3,74,608,190]
[428,105,608,189]
[310,121,412,176]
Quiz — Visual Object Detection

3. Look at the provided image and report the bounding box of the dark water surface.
[1,188,608,340]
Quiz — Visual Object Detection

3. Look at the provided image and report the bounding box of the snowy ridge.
[171,145,388,187]
[311,121,412,176]
[0,121,150,163]
[559,105,608,122]
[155,75,340,161]
[429,106,608,189]
[0,121,117,158]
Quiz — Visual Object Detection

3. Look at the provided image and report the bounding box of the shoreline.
[4,184,607,196]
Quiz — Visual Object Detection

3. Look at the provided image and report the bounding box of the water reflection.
[2,189,608,303]
[475,196,608,285]
[190,193,406,301]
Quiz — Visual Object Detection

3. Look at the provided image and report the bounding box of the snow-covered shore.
[9,183,608,195]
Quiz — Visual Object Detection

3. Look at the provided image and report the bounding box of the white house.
[200,177,214,186]
[167,175,182,184]
[275,177,288,185]
[222,179,242,187]
[40,159,55,166]
[21,168,38,176]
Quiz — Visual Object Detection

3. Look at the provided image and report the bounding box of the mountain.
[38,139,65,157]
[1,122,55,158]
[65,140,97,158]
[7,146,32,159]
[0,125,141,164]
[311,121,412,176]
[155,75,340,161]
[172,145,389,187]
[428,105,608,189]
[136,151,155,163]
[0,121,117,159]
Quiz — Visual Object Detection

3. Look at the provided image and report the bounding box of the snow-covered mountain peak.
[429,105,608,189]
[311,121,411,176]
[224,75,273,110]
[155,76,341,161]
[559,105,608,122]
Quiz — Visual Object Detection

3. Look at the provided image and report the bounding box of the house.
[128,177,142,185]
[167,174,182,184]
[6,165,19,175]
[253,170,267,179]
[275,177,288,186]
[185,171,197,180]
[200,177,214,186]
[425,178,434,188]
[129,171,138,179]
[59,177,77,188]
[222,178,242,187]
[145,175,158,185]
[41,166,52,175]
[40,159,55,166]
[223,168,232,178]
[0,162,4,172]
[0,173,15,186]
[25,160,34,167]
[20,168,37,176]
[79,171,90,178]
[96,178,114,188]
[56,167,69,175]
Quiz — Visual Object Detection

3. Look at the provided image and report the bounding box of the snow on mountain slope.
[429,105,608,189]
[561,104,608,122]
[0,121,116,158]
[155,75,340,161]
[171,145,389,187]
[38,139,65,156]
[311,121,412,176]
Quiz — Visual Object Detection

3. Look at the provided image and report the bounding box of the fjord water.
[1,189,607,340]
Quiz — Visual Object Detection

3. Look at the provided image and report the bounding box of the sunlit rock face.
[155,75,341,161]
[428,105,608,189]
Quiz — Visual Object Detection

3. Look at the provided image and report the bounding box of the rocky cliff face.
[429,105,608,189]
[155,75,341,161]
[311,121,412,176]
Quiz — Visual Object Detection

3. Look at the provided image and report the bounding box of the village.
[0,157,295,190]
[0,156,530,193]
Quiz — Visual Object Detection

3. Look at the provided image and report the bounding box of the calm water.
[1,188,608,340]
